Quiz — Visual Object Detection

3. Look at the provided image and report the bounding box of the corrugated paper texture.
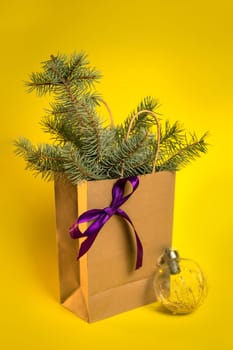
[54,171,176,322]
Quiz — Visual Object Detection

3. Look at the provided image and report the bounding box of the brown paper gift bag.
[54,170,175,322]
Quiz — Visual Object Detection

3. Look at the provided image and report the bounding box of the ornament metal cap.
[160,248,181,275]
[165,247,179,259]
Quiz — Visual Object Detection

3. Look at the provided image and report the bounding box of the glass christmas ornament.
[153,248,207,314]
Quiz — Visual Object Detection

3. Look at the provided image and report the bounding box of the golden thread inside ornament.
[154,253,208,314]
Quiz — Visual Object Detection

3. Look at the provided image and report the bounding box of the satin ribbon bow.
[69,176,143,269]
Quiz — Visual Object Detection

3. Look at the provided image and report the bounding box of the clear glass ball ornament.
[153,248,208,314]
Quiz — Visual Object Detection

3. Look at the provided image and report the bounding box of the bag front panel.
[85,172,175,296]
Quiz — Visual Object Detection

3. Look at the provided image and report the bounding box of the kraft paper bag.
[54,171,175,322]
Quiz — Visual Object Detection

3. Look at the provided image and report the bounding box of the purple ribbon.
[69,176,143,269]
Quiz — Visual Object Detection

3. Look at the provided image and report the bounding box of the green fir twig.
[15,52,209,184]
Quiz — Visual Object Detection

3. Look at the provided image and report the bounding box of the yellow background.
[1,0,233,348]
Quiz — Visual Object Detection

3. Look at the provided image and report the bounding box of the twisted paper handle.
[121,109,161,177]
[99,98,114,128]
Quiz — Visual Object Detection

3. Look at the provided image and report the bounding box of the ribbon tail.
[77,232,99,259]
[116,208,143,269]
[134,231,143,269]
[69,224,84,239]
[76,216,107,258]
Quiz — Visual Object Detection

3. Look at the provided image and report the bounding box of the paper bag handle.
[99,98,114,127]
[121,109,161,176]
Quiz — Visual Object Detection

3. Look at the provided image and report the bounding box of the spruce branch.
[67,51,89,78]
[25,52,101,96]
[158,132,209,171]
[15,52,209,184]
[125,109,161,174]
[62,146,105,184]
[14,138,65,180]
[40,114,81,147]
[101,129,152,178]
[117,96,160,140]
[160,120,185,144]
